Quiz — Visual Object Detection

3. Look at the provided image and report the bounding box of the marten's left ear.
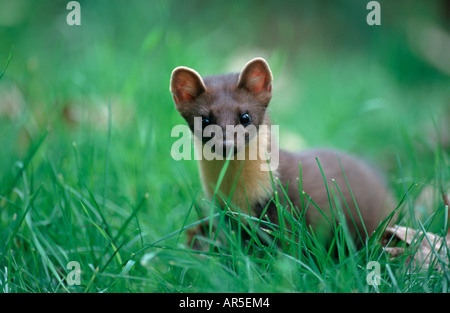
[238,58,273,103]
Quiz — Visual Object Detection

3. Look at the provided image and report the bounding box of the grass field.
[0,1,449,293]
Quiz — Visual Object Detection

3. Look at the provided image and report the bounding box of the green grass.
[0,0,449,293]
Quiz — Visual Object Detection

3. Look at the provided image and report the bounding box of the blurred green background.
[0,0,449,292]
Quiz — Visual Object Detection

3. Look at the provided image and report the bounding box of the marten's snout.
[217,128,238,157]
[206,138,237,158]
[205,127,247,158]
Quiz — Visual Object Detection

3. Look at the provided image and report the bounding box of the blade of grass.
[417,220,449,271]
[0,46,13,80]
[102,100,112,213]
[84,266,99,293]
[3,130,48,197]
[396,153,417,228]
[131,213,221,258]
[79,200,123,268]
[100,229,139,273]
[208,150,233,248]
[113,192,148,243]
[330,179,357,255]
[0,186,41,267]
[25,212,70,292]
[316,157,337,231]
[336,154,369,241]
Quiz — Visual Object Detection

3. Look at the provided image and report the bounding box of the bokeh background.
[0,0,449,292]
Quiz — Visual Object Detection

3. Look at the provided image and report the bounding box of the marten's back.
[278,149,394,241]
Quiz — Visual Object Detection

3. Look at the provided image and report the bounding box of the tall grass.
[0,1,449,293]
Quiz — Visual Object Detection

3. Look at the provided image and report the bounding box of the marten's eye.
[239,113,252,126]
[202,117,211,128]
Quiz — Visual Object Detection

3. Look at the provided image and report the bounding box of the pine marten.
[170,57,394,247]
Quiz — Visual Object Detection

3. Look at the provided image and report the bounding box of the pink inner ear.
[244,65,271,94]
[249,72,267,93]
[173,71,200,103]
[175,79,194,102]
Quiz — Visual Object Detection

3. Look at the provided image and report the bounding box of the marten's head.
[170,58,273,159]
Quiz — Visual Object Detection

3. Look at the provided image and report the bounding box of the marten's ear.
[238,58,273,101]
[170,66,206,108]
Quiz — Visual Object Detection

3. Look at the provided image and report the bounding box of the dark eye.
[239,113,251,126]
[202,117,211,128]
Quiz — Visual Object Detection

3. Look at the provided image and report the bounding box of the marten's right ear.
[170,66,206,109]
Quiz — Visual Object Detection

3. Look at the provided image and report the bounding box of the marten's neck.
[197,118,278,217]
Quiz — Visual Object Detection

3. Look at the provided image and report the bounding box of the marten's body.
[170,58,393,245]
